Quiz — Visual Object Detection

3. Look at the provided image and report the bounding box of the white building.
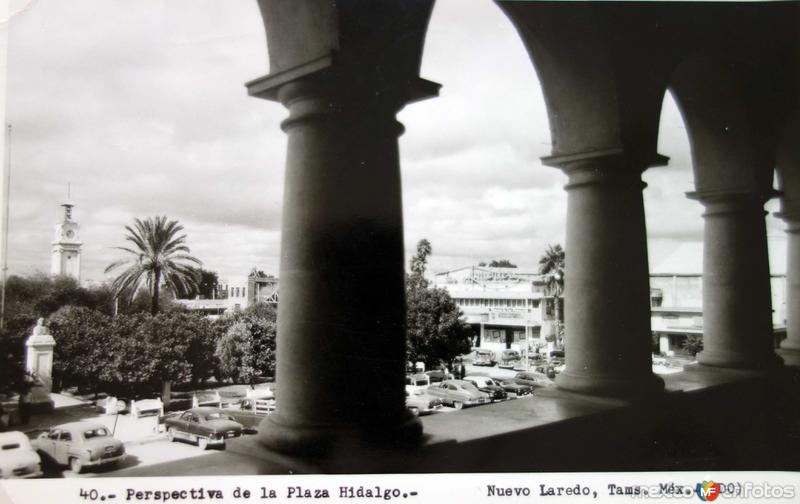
[175,271,278,318]
[432,266,556,356]
[650,242,787,356]
[50,203,82,282]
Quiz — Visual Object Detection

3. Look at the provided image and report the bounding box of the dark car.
[498,349,522,369]
[425,370,454,383]
[463,375,508,401]
[500,379,533,397]
[163,407,243,450]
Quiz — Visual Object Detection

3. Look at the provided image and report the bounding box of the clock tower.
[51,203,82,282]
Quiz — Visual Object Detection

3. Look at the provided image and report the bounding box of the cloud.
[3,0,784,285]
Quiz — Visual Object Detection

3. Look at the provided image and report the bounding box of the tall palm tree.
[105,216,201,315]
[538,243,565,347]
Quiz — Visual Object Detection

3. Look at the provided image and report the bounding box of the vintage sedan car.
[33,422,125,474]
[405,389,443,416]
[498,349,522,369]
[163,407,243,450]
[463,375,508,401]
[0,431,42,479]
[472,349,497,367]
[499,379,534,397]
[424,369,454,383]
[426,380,491,409]
[513,371,555,389]
[225,397,275,433]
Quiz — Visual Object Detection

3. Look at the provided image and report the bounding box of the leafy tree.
[214,303,277,386]
[538,243,565,347]
[406,239,472,370]
[105,216,201,315]
[406,283,472,370]
[682,334,703,356]
[48,306,111,393]
[0,274,114,401]
[410,239,432,278]
[100,312,197,398]
[488,259,517,268]
[177,269,219,300]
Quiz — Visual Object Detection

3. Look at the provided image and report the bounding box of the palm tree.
[105,216,201,315]
[538,243,565,347]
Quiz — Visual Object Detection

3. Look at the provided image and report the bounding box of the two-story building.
[432,266,558,355]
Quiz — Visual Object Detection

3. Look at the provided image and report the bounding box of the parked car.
[513,371,555,389]
[405,389,443,416]
[426,380,491,409]
[225,397,275,433]
[0,431,42,479]
[163,407,243,450]
[425,370,454,383]
[534,364,557,379]
[463,375,508,401]
[498,349,522,369]
[499,379,533,397]
[405,373,431,392]
[32,422,125,474]
[472,349,497,367]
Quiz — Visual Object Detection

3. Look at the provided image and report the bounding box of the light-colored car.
[33,422,125,474]
[0,431,42,479]
[405,389,443,416]
[513,371,555,389]
[472,349,497,367]
[163,407,243,450]
[426,379,491,409]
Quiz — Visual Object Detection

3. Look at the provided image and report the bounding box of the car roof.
[52,421,108,432]
[0,431,31,444]
[187,407,224,414]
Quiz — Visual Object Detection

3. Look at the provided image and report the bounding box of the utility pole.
[1,124,11,331]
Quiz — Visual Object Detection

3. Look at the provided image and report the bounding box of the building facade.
[175,271,279,318]
[432,266,556,355]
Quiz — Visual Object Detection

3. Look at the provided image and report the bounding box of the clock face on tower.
[66,230,75,239]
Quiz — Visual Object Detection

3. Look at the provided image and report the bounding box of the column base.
[777,348,800,367]
[696,348,783,370]
[256,410,423,458]
[553,370,664,402]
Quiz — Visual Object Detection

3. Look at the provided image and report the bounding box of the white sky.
[0,0,788,283]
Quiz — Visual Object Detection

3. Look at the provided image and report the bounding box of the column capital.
[246,64,441,106]
[775,210,800,232]
[541,147,668,190]
[687,188,779,217]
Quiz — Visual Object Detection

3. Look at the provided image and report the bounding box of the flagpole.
[1,123,11,331]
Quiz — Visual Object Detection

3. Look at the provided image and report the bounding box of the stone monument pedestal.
[24,318,56,413]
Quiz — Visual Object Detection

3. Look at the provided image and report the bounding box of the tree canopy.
[105,216,201,315]
[406,239,472,369]
[215,303,277,386]
[487,259,517,268]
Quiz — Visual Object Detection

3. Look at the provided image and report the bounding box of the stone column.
[543,150,664,400]
[24,318,55,412]
[249,74,438,455]
[690,190,782,370]
[777,213,800,366]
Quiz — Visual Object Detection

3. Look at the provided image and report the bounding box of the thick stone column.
[543,150,664,400]
[690,190,782,370]
[777,213,800,366]
[249,75,437,455]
